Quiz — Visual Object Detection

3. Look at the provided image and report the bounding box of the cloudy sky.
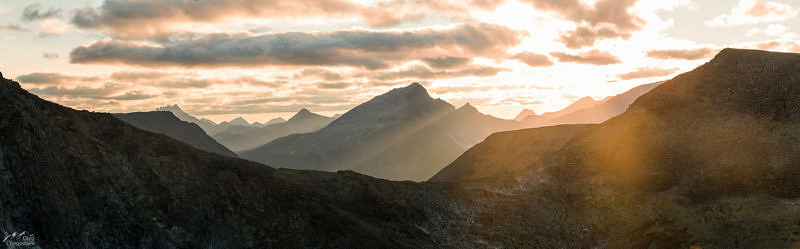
[1,0,799,122]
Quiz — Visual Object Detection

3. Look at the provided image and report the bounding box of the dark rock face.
[113,111,238,157]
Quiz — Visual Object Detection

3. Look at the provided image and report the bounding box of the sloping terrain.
[114,111,238,157]
[521,96,600,124]
[519,82,661,127]
[545,81,662,124]
[430,124,587,182]
[356,103,523,181]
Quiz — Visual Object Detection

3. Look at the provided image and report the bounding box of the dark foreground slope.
[0,76,465,248]
[114,111,238,157]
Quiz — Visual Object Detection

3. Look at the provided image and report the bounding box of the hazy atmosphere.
[2,0,798,122]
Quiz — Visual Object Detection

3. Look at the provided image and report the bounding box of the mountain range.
[211,108,335,153]
[241,83,456,179]
[240,83,532,181]
[2,48,800,248]
[517,81,662,126]
[142,79,659,181]
[240,80,656,181]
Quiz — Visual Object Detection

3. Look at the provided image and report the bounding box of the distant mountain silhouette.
[518,83,661,127]
[265,117,286,125]
[113,111,237,157]
[228,117,250,126]
[212,108,334,152]
[241,83,455,174]
[521,96,599,124]
[544,82,662,124]
[513,108,537,121]
[241,81,659,181]
[155,104,217,133]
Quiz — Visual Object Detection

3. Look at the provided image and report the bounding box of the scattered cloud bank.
[706,0,798,26]
[646,48,716,60]
[42,52,59,59]
[520,0,644,48]
[0,22,29,33]
[70,23,524,69]
[550,50,621,65]
[70,0,507,39]
[21,3,61,22]
[512,52,554,67]
[617,66,678,80]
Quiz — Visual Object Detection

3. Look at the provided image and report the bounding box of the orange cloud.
[550,50,621,65]
[646,48,716,60]
[520,0,644,48]
[512,52,553,67]
[373,64,510,80]
[706,0,798,26]
[617,66,678,80]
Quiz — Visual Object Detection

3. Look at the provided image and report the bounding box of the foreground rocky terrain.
[1,48,800,248]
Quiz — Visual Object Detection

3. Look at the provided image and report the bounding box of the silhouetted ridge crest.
[289,108,315,121]
[326,82,452,126]
[458,103,478,113]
